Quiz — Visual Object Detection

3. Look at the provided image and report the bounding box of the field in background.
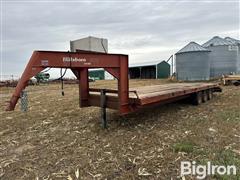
[0,79,240,179]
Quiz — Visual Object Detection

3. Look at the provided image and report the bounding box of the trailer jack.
[100,89,107,128]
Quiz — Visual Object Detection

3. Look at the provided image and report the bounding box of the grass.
[216,109,240,122]
[197,149,240,180]
[173,140,196,153]
[213,150,240,179]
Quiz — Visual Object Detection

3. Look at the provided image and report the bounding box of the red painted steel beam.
[118,56,131,114]
[79,68,89,107]
[6,51,130,113]
[104,68,120,79]
[31,50,126,68]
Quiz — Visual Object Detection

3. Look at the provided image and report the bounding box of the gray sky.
[1,0,239,79]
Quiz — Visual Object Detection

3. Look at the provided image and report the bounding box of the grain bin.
[175,42,210,81]
[202,36,237,77]
[225,37,240,73]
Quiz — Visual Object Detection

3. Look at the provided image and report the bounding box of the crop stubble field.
[0,79,240,179]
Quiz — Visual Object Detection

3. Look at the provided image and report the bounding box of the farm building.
[175,42,211,81]
[89,69,114,80]
[202,36,238,77]
[88,61,170,80]
[129,61,170,79]
[89,69,104,80]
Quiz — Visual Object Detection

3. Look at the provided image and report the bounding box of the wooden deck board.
[89,83,219,107]
[130,83,215,98]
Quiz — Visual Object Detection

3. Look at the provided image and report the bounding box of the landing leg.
[100,89,107,128]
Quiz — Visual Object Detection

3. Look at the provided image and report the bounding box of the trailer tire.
[207,89,213,100]
[202,90,208,103]
[192,91,202,105]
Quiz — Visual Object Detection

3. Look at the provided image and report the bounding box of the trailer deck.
[89,83,221,111]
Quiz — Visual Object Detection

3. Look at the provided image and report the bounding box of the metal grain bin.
[175,42,210,81]
[225,37,240,73]
[202,36,238,77]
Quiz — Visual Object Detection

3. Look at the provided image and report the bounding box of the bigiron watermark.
[180,161,237,179]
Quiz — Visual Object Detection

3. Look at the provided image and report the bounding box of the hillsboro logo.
[63,57,87,62]
[181,161,237,179]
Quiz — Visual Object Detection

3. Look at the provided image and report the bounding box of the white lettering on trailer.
[41,60,49,66]
[63,57,87,62]
[84,62,92,65]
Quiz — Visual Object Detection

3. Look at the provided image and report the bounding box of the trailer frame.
[6,50,222,128]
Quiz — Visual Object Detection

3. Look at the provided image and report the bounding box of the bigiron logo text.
[181,161,237,179]
[63,57,87,62]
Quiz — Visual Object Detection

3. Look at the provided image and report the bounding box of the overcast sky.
[1,0,239,79]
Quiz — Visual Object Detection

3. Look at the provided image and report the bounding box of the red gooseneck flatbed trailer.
[6,51,221,128]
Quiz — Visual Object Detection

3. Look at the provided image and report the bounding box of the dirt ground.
[0,79,239,180]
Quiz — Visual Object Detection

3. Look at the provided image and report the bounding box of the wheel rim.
[209,90,213,100]
[203,91,208,102]
[197,93,202,104]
